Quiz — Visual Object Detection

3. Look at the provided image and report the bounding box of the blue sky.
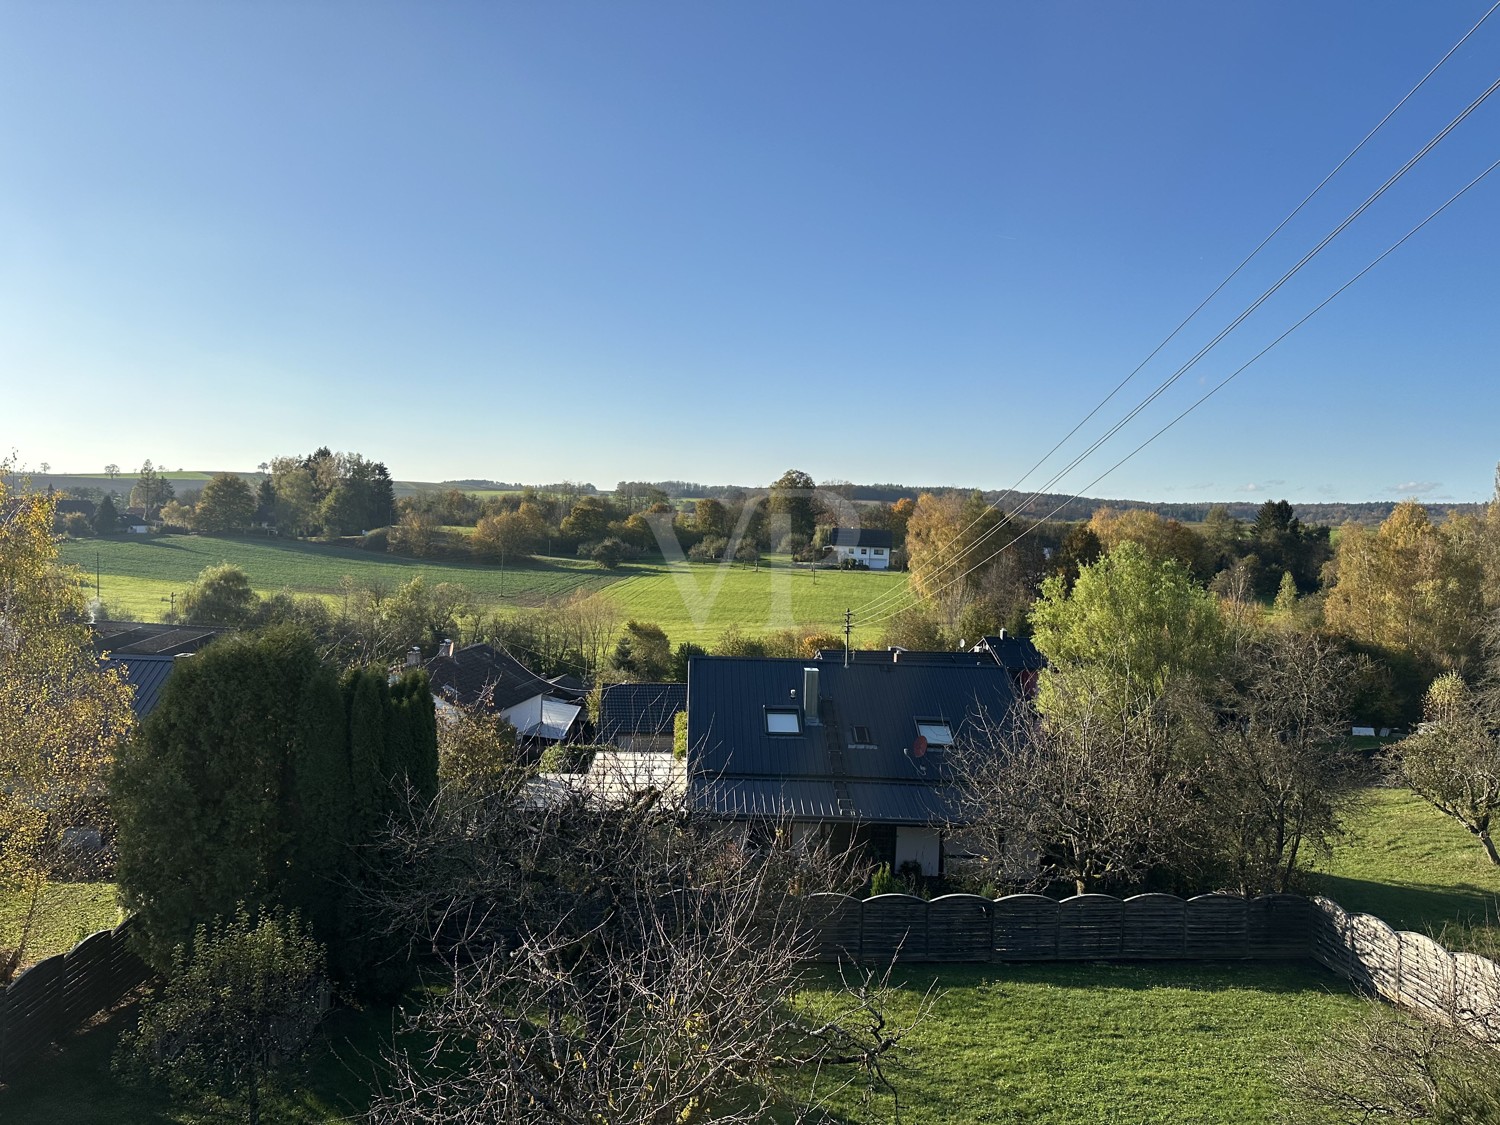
[3,2,1497,501]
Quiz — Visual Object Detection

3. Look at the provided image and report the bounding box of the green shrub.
[870,863,900,896]
[538,743,600,774]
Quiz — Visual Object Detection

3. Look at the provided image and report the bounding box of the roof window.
[765,708,802,735]
[915,720,954,748]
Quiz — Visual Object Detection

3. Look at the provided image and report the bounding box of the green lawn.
[1311,786,1500,949]
[0,882,121,966]
[791,962,1361,1125]
[2,961,1359,1124]
[60,535,908,644]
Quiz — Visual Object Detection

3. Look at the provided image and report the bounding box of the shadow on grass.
[0,994,402,1125]
[1309,873,1500,938]
[802,959,1353,999]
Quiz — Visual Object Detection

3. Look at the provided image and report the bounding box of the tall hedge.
[112,627,437,998]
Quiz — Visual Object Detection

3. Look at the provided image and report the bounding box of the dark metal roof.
[103,654,183,720]
[93,620,227,657]
[686,656,1014,825]
[814,648,998,666]
[424,643,583,712]
[598,682,687,742]
[975,634,1047,672]
[830,527,893,549]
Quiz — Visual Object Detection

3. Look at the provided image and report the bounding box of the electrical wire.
[852,64,1500,623]
[858,151,1500,630]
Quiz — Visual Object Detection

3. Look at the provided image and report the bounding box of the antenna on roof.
[842,608,853,668]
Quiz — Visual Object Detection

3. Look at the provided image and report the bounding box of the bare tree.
[365,760,925,1124]
[1202,630,1356,893]
[1282,1003,1500,1124]
[951,683,1203,896]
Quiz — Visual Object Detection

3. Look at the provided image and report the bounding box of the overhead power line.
[860,151,1500,630]
[854,59,1500,623]
[852,4,1500,621]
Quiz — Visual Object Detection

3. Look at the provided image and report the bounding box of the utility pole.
[500,548,506,597]
[843,608,853,667]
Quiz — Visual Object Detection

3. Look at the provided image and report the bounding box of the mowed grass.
[790,962,1360,1124]
[2,959,1359,1125]
[0,883,121,967]
[1310,786,1500,949]
[59,535,911,643]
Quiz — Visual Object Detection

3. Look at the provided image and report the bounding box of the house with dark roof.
[828,527,893,570]
[811,629,1046,701]
[598,682,687,751]
[422,641,587,743]
[102,653,186,721]
[685,655,1016,876]
[93,620,228,657]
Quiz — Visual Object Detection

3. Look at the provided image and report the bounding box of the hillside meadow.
[59,534,909,646]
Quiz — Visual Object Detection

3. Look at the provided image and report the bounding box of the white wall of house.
[895,826,941,877]
[831,544,890,570]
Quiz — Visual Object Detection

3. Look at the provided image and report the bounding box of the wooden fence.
[807,891,1319,965]
[807,891,1500,1041]
[0,917,151,1082]
[8,892,1500,1079]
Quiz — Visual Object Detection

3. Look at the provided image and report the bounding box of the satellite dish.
[912,734,928,758]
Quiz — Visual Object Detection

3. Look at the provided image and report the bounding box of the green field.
[60,535,909,645]
[1311,786,1500,949]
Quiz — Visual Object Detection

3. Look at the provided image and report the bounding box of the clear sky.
[3,1,1497,502]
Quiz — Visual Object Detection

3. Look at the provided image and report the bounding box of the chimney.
[406,646,422,668]
[803,667,820,725]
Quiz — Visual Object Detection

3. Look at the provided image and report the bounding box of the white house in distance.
[829,527,892,569]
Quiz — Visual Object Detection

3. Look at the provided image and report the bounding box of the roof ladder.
[819,697,856,817]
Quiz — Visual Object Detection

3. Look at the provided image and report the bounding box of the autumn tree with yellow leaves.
[0,466,134,981]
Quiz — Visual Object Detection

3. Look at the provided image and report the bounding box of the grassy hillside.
[603,559,907,646]
[1311,786,1500,949]
[59,535,909,644]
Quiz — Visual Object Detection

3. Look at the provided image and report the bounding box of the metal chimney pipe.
[803,667,820,725]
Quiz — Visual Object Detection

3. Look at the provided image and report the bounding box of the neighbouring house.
[827,527,893,570]
[422,640,587,745]
[93,620,228,657]
[812,629,1046,701]
[597,682,687,752]
[971,632,1046,701]
[685,654,1016,877]
[101,653,186,721]
[95,621,229,722]
[53,498,97,530]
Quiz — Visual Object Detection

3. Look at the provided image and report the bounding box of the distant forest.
[607,479,1484,528]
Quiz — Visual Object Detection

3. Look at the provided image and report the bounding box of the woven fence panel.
[1350,914,1402,1001]
[926,896,993,962]
[860,895,928,963]
[1185,895,1249,958]
[805,894,862,963]
[1454,953,1500,1044]
[992,895,1059,960]
[1122,894,1186,958]
[1395,932,1456,1021]
[1248,895,1315,959]
[1309,898,1356,978]
[1057,895,1124,959]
